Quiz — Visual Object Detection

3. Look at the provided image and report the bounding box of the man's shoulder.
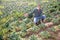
[34,7,38,9]
[33,7,38,11]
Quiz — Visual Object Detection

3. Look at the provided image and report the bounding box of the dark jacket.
[29,8,43,17]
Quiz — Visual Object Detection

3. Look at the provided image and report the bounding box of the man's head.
[37,4,41,9]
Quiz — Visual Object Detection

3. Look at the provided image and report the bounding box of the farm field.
[0,0,60,40]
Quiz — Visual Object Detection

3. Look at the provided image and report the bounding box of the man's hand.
[24,13,29,17]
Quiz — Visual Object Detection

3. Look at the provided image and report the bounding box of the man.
[24,4,46,25]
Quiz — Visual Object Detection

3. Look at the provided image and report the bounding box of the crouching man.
[24,4,46,25]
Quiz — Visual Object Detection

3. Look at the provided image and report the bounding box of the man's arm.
[28,9,35,18]
[40,9,43,16]
[24,9,35,18]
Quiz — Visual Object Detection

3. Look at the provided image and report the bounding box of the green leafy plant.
[30,35,38,40]
[23,18,30,24]
[49,27,56,32]
[40,31,51,39]
[52,18,59,25]
[8,32,21,40]
[26,22,33,29]
[46,17,52,22]
[19,22,27,32]
[38,23,46,29]
[20,31,26,38]
[0,35,3,40]
[58,25,60,29]
[32,25,39,32]
[0,0,60,40]
[50,8,56,13]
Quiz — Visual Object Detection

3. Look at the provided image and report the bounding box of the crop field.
[0,0,60,40]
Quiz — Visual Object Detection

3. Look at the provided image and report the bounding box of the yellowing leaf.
[0,6,4,9]
[1,18,7,23]
[0,10,3,15]
[42,0,49,2]
[2,29,8,34]
[54,26,59,31]
[28,2,37,6]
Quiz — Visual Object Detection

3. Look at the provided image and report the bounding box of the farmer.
[24,4,46,25]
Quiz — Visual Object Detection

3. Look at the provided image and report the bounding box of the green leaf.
[30,35,38,40]
[40,31,51,38]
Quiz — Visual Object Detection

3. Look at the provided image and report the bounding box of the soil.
[23,22,60,40]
